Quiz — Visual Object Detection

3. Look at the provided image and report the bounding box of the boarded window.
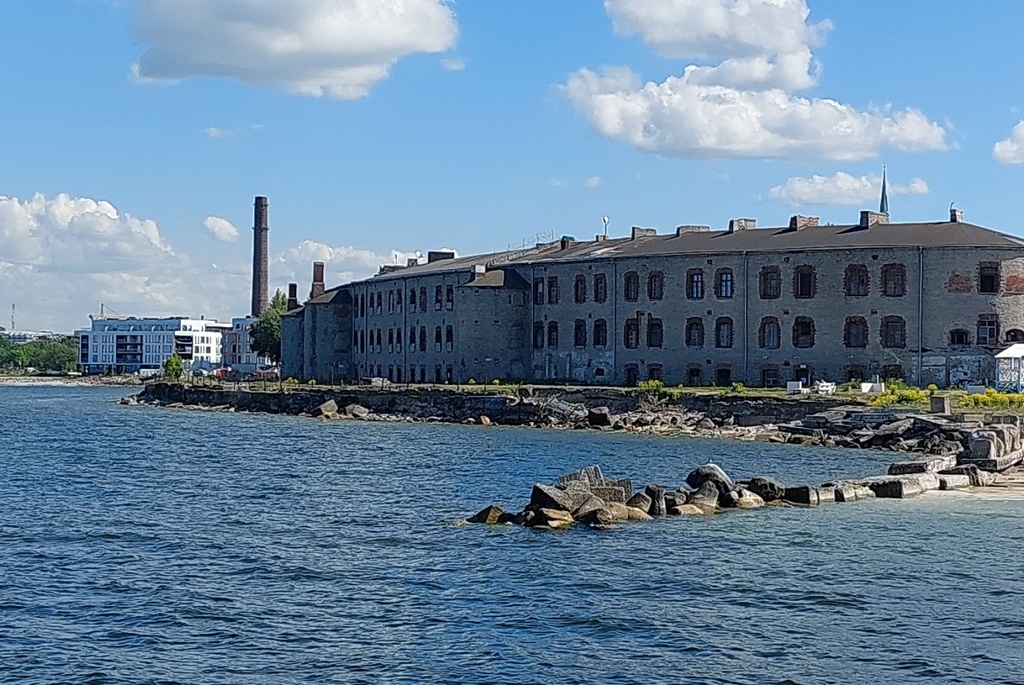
[881,264,907,297]
[624,272,640,302]
[793,265,816,298]
[844,317,868,348]
[881,315,907,348]
[845,264,869,296]
[647,271,664,300]
[593,319,608,347]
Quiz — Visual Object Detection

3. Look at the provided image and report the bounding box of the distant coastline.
[0,374,143,387]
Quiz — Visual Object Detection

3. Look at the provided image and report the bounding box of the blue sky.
[3,0,1024,331]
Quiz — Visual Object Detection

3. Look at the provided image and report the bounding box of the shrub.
[284,377,299,385]
[870,388,928,407]
[636,379,665,394]
[492,379,501,385]
[468,378,477,385]
[926,383,938,393]
[307,379,317,386]
[730,382,745,393]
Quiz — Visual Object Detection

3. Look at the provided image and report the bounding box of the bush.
[636,379,665,394]
[957,391,1024,410]
[730,382,745,393]
[284,377,299,385]
[870,387,928,407]
[926,383,938,393]
[492,379,501,385]
[468,378,477,385]
[307,379,317,386]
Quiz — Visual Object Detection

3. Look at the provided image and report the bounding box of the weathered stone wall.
[281,311,304,380]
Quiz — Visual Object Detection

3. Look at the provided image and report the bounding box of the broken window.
[624,319,639,348]
[881,315,907,348]
[593,319,608,348]
[574,319,587,348]
[685,318,704,347]
[647,271,664,300]
[445,325,453,351]
[418,287,427,312]
[434,326,442,351]
[845,317,868,348]
[715,268,734,299]
[760,266,781,299]
[624,271,640,302]
[845,264,869,296]
[949,329,970,346]
[793,265,816,298]
[533,278,544,306]
[715,317,733,348]
[759,317,780,349]
[445,285,454,309]
[881,264,907,297]
[793,316,815,349]
[647,318,664,348]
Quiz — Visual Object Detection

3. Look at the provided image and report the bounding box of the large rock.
[861,474,938,498]
[587,407,613,427]
[888,455,959,475]
[578,507,614,527]
[939,474,972,490]
[626,491,652,512]
[686,463,735,495]
[669,504,707,516]
[531,508,575,529]
[312,399,338,417]
[784,485,820,506]
[591,486,627,503]
[604,478,633,500]
[644,484,667,517]
[746,476,786,502]
[626,506,653,521]
[530,483,576,512]
[833,482,875,502]
[467,505,514,524]
[721,487,765,509]
[345,403,370,419]
[606,502,630,521]
[941,464,996,487]
[687,481,720,514]
[572,495,607,521]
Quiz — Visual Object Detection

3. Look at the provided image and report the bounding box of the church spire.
[879,164,889,215]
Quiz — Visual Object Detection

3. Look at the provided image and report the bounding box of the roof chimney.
[675,225,710,236]
[787,215,820,231]
[427,250,456,264]
[630,226,657,240]
[287,283,298,311]
[594,234,608,242]
[950,206,964,223]
[309,261,325,299]
[559,235,576,250]
[859,210,889,228]
[728,218,756,233]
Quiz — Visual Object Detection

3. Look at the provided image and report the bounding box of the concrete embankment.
[134,382,855,428]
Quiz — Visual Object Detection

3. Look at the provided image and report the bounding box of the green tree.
[249,289,288,365]
[163,353,185,381]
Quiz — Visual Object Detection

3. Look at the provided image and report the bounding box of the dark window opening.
[882,315,907,348]
[845,264,869,296]
[647,318,664,348]
[793,265,816,299]
[793,316,815,349]
[547,276,560,305]
[844,317,868,348]
[949,329,970,346]
[593,319,608,348]
[624,319,639,349]
[624,272,639,302]
[574,319,587,348]
[685,318,704,347]
[533,322,545,350]
[573,275,587,304]
[647,271,664,300]
[547,322,559,348]
[881,264,907,297]
[760,266,781,299]
[647,364,663,382]
[979,262,1000,294]
[594,274,608,303]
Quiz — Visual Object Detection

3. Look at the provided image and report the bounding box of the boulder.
[312,399,338,417]
[345,403,370,419]
[669,504,707,516]
[685,463,735,495]
[604,478,633,500]
[467,505,514,524]
[888,455,959,475]
[939,474,972,490]
[696,418,716,431]
[587,407,613,427]
[572,495,607,521]
[606,502,630,521]
[746,476,786,502]
[591,485,627,503]
[687,481,720,514]
[479,415,493,426]
[721,487,765,509]
[941,464,997,487]
[626,506,653,521]
[531,508,575,529]
[862,476,926,499]
[644,484,667,517]
[530,483,576,512]
[578,507,614,527]
[625,491,652,512]
[784,485,820,506]
[817,483,837,504]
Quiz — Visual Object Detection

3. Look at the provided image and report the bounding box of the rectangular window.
[980,263,1000,294]
[445,285,454,310]
[547,276,559,305]
[435,285,443,310]
[594,274,608,303]
[533,278,545,306]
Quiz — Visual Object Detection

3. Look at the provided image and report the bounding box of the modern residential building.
[0,330,59,344]
[76,315,229,375]
[221,315,263,373]
[282,207,1024,388]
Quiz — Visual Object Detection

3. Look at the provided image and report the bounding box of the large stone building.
[282,208,1024,388]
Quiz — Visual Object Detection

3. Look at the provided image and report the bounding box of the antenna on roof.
[602,214,610,238]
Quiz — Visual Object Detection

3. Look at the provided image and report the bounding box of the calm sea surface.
[2,386,1024,684]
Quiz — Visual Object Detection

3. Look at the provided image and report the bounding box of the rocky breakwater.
[465,456,1007,530]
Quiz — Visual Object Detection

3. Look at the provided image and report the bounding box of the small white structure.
[76,315,229,375]
[995,343,1024,393]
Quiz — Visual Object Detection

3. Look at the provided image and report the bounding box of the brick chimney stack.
[251,196,270,317]
[310,261,325,299]
[287,283,298,311]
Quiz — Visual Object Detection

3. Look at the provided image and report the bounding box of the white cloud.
[129,0,458,99]
[441,57,466,72]
[584,175,602,188]
[605,0,830,90]
[0,192,415,331]
[769,171,930,206]
[993,121,1024,164]
[205,126,231,140]
[565,1,947,161]
[203,216,240,242]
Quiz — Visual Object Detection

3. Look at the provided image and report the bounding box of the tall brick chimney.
[310,261,325,299]
[287,283,298,311]
[251,196,270,317]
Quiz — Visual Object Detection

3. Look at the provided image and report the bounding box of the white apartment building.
[77,316,230,375]
[221,316,264,373]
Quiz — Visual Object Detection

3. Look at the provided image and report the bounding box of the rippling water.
[3,386,1024,684]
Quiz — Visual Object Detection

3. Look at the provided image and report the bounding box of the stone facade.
[282,212,1024,388]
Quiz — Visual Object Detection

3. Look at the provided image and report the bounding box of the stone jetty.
[466,432,1019,529]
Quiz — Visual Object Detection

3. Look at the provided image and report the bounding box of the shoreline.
[0,375,143,387]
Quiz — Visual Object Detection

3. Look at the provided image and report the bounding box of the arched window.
[881,315,907,348]
[624,319,639,348]
[949,329,970,345]
[793,265,816,298]
[647,318,664,348]
[573,275,587,303]
[844,317,868,348]
[685,318,704,347]
[792,316,815,349]
[574,319,587,347]
[715,268,734,299]
[647,271,664,300]
[593,319,608,348]
[594,274,608,303]
[1006,329,1024,343]
[547,321,559,348]
[845,264,869,296]
[624,272,640,302]
[533,322,545,350]
[760,266,781,299]
[881,264,907,297]
[715,317,734,348]
[686,269,705,299]
[759,317,780,349]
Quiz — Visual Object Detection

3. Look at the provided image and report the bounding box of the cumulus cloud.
[205,127,230,140]
[203,216,240,242]
[769,171,929,206]
[129,0,458,99]
[0,192,415,331]
[584,176,602,188]
[565,1,947,160]
[993,121,1024,164]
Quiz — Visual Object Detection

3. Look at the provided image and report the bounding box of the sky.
[4,0,1024,332]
